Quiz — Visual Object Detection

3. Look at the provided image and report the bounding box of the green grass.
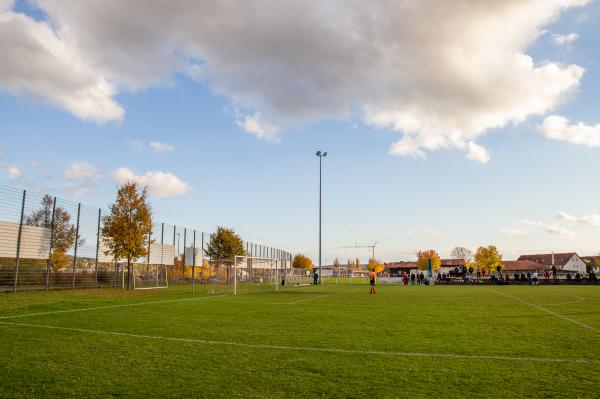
[1,284,599,398]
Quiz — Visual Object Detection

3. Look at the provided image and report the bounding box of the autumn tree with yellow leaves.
[417,249,441,271]
[474,246,503,274]
[292,254,314,269]
[367,258,385,273]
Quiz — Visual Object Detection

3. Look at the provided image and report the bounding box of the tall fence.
[0,184,292,292]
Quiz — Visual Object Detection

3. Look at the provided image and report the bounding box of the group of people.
[401,271,428,285]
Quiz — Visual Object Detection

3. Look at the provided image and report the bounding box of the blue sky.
[1,1,600,263]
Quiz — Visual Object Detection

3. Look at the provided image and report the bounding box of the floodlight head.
[316,150,322,156]
[323,152,327,156]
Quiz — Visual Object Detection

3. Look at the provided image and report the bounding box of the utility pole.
[316,150,327,284]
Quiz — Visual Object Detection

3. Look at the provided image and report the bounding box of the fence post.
[173,225,177,284]
[183,228,187,283]
[13,189,26,292]
[160,223,165,286]
[200,232,204,284]
[192,230,196,294]
[45,197,56,291]
[71,203,81,290]
[95,208,101,287]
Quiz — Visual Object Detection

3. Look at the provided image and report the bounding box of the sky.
[1,0,600,264]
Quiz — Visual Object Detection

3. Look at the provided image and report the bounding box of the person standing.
[369,271,376,294]
[402,271,408,286]
[411,272,415,285]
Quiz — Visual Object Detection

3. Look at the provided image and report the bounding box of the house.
[438,259,466,275]
[502,260,545,275]
[384,261,417,276]
[517,253,586,274]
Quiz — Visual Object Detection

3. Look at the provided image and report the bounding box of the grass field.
[1,283,599,398]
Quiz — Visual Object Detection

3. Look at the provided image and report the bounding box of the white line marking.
[0,320,596,365]
[484,288,600,334]
[539,296,585,306]
[0,294,225,320]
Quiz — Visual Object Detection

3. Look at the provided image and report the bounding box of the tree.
[204,226,245,261]
[474,245,503,274]
[355,257,361,270]
[367,258,384,273]
[102,182,153,290]
[204,227,245,283]
[451,246,473,262]
[333,258,341,276]
[346,259,353,275]
[417,249,441,271]
[292,254,314,269]
[26,194,84,272]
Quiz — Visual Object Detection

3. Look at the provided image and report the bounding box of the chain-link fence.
[0,184,292,292]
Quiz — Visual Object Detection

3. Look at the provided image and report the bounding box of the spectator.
[419,271,425,285]
[521,272,526,282]
[532,271,539,285]
[526,272,531,284]
[567,272,572,283]
[477,269,481,279]
[552,266,558,281]
[410,273,415,285]
[575,273,581,283]
[544,270,550,281]
[514,273,519,282]
[402,271,408,286]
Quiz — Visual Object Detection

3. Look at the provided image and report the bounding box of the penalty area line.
[0,294,226,320]
[484,288,599,334]
[0,320,597,365]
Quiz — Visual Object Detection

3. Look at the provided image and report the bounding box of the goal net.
[132,263,168,290]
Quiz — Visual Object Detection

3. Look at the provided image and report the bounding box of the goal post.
[233,255,282,295]
[132,263,168,290]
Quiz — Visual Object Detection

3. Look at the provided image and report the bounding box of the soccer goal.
[232,255,284,295]
[132,263,169,290]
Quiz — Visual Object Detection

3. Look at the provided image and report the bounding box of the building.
[438,259,466,275]
[383,261,417,276]
[502,260,545,275]
[517,253,586,273]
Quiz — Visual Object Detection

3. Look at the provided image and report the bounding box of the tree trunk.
[127,259,131,290]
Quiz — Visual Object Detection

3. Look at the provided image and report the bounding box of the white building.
[517,253,586,274]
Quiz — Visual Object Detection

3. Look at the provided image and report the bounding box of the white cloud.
[523,219,577,238]
[551,32,579,46]
[235,111,280,142]
[4,164,22,181]
[0,7,123,122]
[148,141,174,153]
[0,146,23,182]
[62,161,103,197]
[555,211,600,227]
[537,115,600,147]
[466,141,491,164]
[500,228,529,235]
[111,167,191,198]
[0,1,590,159]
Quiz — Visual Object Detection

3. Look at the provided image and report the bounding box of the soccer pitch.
[1,284,598,398]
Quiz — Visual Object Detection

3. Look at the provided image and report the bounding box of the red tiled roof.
[503,260,545,272]
[517,253,577,266]
[440,259,466,267]
[384,261,417,270]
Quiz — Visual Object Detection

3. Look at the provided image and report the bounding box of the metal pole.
[72,203,81,290]
[319,155,322,284]
[46,197,56,291]
[275,260,279,291]
[234,256,237,296]
[13,190,26,292]
[160,223,164,285]
[95,208,101,287]
[192,230,196,294]
[201,232,204,284]
[173,226,177,284]
[183,228,187,283]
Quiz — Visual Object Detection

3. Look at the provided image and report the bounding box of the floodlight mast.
[316,150,327,284]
